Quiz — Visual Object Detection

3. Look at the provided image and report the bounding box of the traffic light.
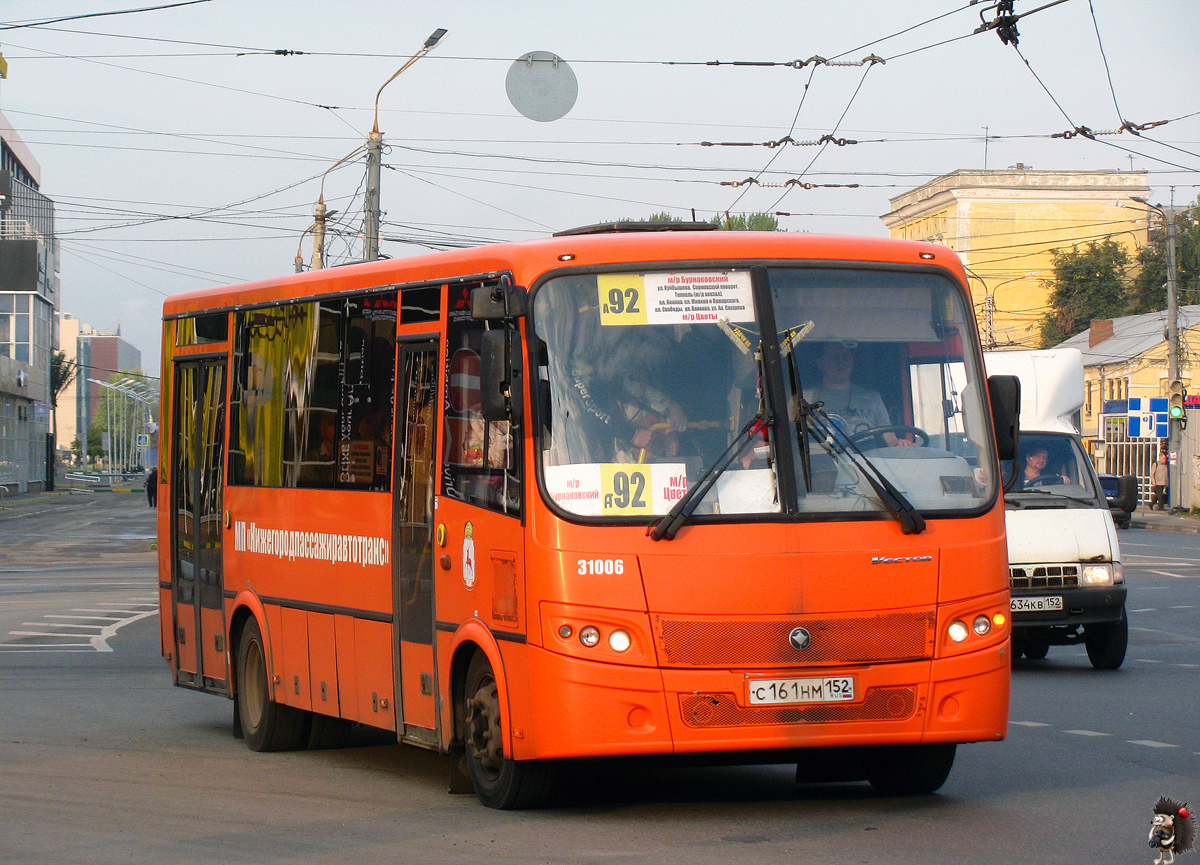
[1168,380,1187,423]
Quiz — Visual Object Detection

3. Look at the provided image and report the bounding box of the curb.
[1127,518,1200,535]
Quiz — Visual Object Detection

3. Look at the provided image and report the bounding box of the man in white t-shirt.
[808,342,914,446]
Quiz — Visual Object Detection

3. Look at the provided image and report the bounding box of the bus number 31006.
[577,558,625,575]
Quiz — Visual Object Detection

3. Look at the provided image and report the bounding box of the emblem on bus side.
[871,555,933,565]
[788,628,812,651]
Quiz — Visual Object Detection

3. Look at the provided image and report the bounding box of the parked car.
[1097,473,1136,529]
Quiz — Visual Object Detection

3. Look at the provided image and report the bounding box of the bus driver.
[807,342,915,446]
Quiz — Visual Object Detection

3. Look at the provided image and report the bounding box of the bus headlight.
[948,620,970,643]
[608,629,632,652]
[579,626,601,648]
[1081,564,1115,586]
[973,615,992,636]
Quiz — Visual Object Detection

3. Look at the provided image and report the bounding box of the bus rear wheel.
[865,743,956,795]
[462,652,554,809]
[236,618,310,751]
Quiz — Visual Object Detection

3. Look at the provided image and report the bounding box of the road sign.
[136,434,150,447]
[1127,397,1168,438]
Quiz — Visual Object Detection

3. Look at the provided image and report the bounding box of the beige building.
[1055,309,1200,439]
[881,168,1151,350]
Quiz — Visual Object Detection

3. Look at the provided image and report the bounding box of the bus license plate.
[1010,596,1063,612]
[747,676,855,706]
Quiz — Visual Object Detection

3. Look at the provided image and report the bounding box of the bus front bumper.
[511,640,1009,761]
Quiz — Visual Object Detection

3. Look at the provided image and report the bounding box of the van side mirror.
[987,374,1020,490]
[479,328,523,422]
[1115,474,1139,512]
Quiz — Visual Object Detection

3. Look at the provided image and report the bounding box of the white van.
[984,349,1137,669]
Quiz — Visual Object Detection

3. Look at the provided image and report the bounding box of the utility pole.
[312,198,329,270]
[1133,196,1183,510]
[984,294,995,350]
[363,131,382,261]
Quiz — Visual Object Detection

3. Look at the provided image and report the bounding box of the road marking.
[1169,605,1196,609]
[1174,663,1199,668]
[1127,740,1179,749]
[1148,570,1194,579]
[1,598,158,653]
[1011,721,1052,727]
[1064,730,1111,737]
[1135,659,1163,663]
[1132,608,1157,612]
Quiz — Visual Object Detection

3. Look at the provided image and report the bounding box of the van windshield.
[1003,431,1105,505]
[531,266,997,521]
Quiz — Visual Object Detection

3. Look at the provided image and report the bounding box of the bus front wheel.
[864,743,956,795]
[236,618,310,752]
[462,652,554,809]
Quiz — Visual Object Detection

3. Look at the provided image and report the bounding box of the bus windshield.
[533,266,996,521]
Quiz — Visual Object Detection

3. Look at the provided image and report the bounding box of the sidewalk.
[1127,507,1200,534]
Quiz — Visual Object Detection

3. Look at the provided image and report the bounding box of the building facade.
[881,168,1150,350]
[57,314,144,458]
[1,109,58,492]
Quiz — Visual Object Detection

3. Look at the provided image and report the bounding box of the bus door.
[392,339,440,745]
[170,359,228,690]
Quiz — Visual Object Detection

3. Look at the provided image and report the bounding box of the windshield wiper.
[1010,487,1099,507]
[784,340,813,493]
[650,413,770,541]
[801,400,927,535]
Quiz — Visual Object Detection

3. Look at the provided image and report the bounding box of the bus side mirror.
[479,328,523,422]
[988,374,1020,489]
[1115,474,1139,512]
[471,282,527,320]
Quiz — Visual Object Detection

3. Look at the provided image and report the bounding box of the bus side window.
[442,282,521,516]
[229,291,396,491]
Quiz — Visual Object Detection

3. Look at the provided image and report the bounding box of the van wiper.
[650,413,769,541]
[1011,487,1098,507]
[784,341,813,493]
[802,400,927,535]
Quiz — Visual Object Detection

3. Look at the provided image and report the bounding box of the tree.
[1038,238,1131,348]
[1125,203,1200,314]
[709,212,781,231]
[617,212,683,224]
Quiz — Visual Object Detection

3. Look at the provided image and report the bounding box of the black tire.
[236,618,310,751]
[462,652,554,809]
[1085,609,1128,670]
[307,713,353,750]
[1023,638,1050,660]
[865,743,956,795]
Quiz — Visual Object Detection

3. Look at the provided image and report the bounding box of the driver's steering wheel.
[849,424,929,450]
[1026,474,1064,487]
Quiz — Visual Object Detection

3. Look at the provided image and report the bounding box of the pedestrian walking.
[146,466,158,508]
[1151,453,1169,510]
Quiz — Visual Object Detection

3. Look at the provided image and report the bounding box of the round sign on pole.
[506,51,578,122]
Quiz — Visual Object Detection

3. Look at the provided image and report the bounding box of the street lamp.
[1130,195,1182,511]
[364,28,447,262]
[968,271,1039,349]
[303,28,447,270]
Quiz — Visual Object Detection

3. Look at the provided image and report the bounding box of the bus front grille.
[679,687,917,727]
[653,611,935,667]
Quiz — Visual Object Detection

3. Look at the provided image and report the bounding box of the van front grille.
[1009,564,1079,590]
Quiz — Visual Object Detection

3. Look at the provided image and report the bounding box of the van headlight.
[1081,564,1116,586]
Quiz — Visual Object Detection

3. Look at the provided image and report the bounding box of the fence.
[1097,408,1200,509]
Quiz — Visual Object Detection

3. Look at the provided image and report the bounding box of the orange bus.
[159,224,1019,808]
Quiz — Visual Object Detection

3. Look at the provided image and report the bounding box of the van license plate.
[747,676,855,705]
[1011,596,1063,612]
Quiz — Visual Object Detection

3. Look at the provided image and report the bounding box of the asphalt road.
[0,497,1195,865]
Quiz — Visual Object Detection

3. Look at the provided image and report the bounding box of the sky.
[0,0,1197,380]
